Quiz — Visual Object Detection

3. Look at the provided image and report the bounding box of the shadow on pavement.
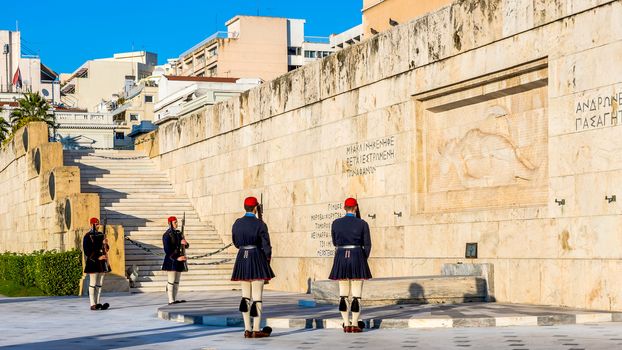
[0,325,240,350]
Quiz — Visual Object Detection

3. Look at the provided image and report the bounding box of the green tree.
[0,106,10,144]
[9,92,55,131]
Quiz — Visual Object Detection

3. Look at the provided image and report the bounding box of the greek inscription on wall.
[575,92,622,131]
[309,202,342,257]
[343,136,396,177]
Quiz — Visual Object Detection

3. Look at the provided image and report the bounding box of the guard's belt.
[337,245,361,249]
[240,245,257,249]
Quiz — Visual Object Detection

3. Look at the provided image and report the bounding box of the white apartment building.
[0,30,60,102]
[154,75,261,125]
[60,51,157,112]
[329,24,364,50]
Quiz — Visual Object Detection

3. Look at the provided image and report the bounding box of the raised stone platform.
[312,264,494,305]
[312,276,487,305]
[157,291,622,330]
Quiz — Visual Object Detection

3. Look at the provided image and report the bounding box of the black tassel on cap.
[338,296,348,312]
[351,297,360,312]
[250,301,261,317]
[239,298,250,312]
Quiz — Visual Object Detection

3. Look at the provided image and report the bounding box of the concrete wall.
[0,122,100,252]
[147,0,622,311]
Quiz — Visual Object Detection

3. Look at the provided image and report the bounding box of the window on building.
[208,47,217,57]
[288,65,301,72]
[144,95,153,103]
[130,114,139,121]
[115,132,125,140]
[304,50,317,58]
[321,51,331,58]
[113,114,125,123]
[288,47,302,56]
[208,65,217,77]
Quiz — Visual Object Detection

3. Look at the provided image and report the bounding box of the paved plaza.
[2,292,622,349]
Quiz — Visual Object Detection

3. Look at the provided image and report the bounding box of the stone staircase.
[64,149,237,293]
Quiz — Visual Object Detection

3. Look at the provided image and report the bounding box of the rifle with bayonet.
[258,194,264,221]
[180,212,188,272]
[258,194,270,284]
[102,214,110,272]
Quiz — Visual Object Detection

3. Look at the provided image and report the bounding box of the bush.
[0,249,82,296]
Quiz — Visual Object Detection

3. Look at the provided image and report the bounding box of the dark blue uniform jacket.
[162,228,189,272]
[83,229,111,274]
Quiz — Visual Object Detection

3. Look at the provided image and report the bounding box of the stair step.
[127,265,234,272]
[131,279,237,288]
[66,150,231,295]
[136,274,232,282]
[131,285,238,293]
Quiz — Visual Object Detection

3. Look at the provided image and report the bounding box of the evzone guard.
[329,197,373,333]
[231,196,275,338]
[83,217,111,311]
[162,216,190,305]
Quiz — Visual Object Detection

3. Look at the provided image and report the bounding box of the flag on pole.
[12,67,22,89]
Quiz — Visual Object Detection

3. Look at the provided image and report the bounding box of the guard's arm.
[260,222,272,261]
[362,221,372,259]
[231,222,240,249]
[83,235,96,261]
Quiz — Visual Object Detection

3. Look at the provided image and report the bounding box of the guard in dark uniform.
[329,197,372,332]
[83,217,111,311]
[231,196,275,338]
[162,216,189,305]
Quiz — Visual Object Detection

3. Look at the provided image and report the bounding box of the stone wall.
[0,122,100,252]
[146,0,622,311]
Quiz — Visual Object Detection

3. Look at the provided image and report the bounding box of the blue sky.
[0,0,361,74]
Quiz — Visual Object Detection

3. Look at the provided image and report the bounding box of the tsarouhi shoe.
[90,305,100,311]
[349,326,363,333]
[244,330,253,338]
[252,327,273,338]
[101,303,110,310]
[358,321,365,329]
[95,303,103,310]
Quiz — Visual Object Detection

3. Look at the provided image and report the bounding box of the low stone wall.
[145,0,622,311]
[0,122,100,252]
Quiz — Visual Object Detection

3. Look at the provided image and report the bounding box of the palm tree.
[0,106,10,144]
[10,92,55,131]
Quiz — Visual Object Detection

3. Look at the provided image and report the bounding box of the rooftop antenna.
[15,20,19,31]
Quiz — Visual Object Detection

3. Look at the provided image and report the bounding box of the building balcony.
[179,31,237,59]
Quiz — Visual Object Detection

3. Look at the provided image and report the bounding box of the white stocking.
[338,280,351,326]
[251,280,265,332]
[351,280,364,326]
[241,281,252,331]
